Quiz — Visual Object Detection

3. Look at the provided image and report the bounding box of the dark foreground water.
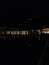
[0,34,49,65]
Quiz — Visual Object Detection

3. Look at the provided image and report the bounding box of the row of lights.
[0,28,49,35]
[6,31,29,35]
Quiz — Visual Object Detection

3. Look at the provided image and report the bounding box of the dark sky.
[0,2,48,28]
[40,0,48,16]
[0,8,39,26]
[0,0,48,16]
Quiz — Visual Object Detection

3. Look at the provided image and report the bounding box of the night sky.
[0,1,48,27]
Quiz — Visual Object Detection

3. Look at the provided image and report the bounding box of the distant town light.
[42,28,49,31]
[10,31,16,35]
[42,31,47,34]
[46,31,49,33]
[6,31,11,34]
[21,31,25,35]
[42,31,49,34]
[17,31,19,35]
[21,31,28,35]
[32,30,34,32]
[25,31,28,35]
